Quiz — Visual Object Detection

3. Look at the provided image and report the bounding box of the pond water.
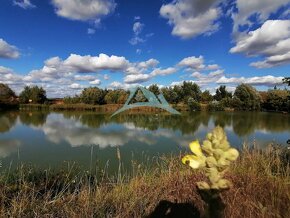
[0,111,289,174]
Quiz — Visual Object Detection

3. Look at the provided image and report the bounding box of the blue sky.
[0,0,290,97]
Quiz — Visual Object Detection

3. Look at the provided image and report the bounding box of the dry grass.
[0,146,289,217]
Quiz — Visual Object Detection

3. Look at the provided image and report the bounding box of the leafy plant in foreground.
[182,126,239,217]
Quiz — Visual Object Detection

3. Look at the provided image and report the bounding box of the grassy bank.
[20,103,185,113]
[0,146,289,217]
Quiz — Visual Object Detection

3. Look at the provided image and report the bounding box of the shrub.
[187,97,201,111]
[208,101,225,111]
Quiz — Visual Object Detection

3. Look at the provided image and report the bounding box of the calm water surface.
[0,111,289,174]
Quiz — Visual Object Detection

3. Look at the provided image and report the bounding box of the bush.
[208,101,225,111]
[187,97,201,111]
[63,96,81,104]
[220,97,234,108]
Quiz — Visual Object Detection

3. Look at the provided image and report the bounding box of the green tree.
[201,90,213,103]
[105,89,128,104]
[181,81,202,102]
[283,77,290,86]
[161,87,178,104]
[148,84,160,96]
[233,84,261,111]
[262,89,289,112]
[80,87,106,105]
[19,86,47,104]
[214,85,232,101]
[0,83,16,104]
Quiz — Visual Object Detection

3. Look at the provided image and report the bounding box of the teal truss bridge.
[111,86,181,117]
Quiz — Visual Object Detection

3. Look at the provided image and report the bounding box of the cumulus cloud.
[74,75,96,81]
[160,0,221,38]
[89,79,101,85]
[69,83,83,89]
[150,67,177,76]
[52,0,116,22]
[0,38,20,59]
[232,0,290,34]
[109,81,139,90]
[13,0,36,9]
[178,55,205,70]
[64,53,129,72]
[124,74,151,84]
[217,75,284,86]
[0,66,14,74]
[230,20,290,68]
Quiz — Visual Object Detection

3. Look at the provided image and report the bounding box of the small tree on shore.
[0,83,16,103]
[233,84,261,111]
[214,85,232,101]
[19,86,47,104]
[80,87,106,105]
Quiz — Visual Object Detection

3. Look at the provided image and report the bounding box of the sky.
[0,0,290,97]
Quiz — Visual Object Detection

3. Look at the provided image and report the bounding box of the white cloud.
[129,37,145,45]
[232,0,290,34]
[103,74,110,80]
[133,22,144,35]
[0,66,14,74]
[13,0,36,9]
[160,0,221,38]
[189,69,225,86]
[129,21,145,45]
[206,64,220,70]
[89,79,101,85]
[217,75,284,86]
[0,38,20,59]
[109,81,139,90]
[74,75,96,81]
[137,58,159,69]
[136,49,142,54]
[178,55,205,70]
[52,0,116,22]
[124,74,151,84]
[230,20,290,68]
[64,53,129,72]
[150,67,177,76]
[69,83,83,89]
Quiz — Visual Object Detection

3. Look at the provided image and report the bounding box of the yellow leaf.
[189,140,203,157]
[182,155,201,169]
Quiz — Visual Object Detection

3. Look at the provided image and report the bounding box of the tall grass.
[0,145,289,217]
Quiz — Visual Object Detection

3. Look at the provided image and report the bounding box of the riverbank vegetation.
[1,77,290,112]
[0,143,289,217]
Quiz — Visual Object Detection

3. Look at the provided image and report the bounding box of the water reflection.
[0,111,17,133]
[19,111,48,127]
[0,139,20,158]
[0,111,289,168]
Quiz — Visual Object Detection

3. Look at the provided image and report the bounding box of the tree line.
[0,77,289,112]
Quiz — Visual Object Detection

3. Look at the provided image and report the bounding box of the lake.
[0,110,289,175]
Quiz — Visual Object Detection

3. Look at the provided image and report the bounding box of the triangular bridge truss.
[111,87,180,117]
